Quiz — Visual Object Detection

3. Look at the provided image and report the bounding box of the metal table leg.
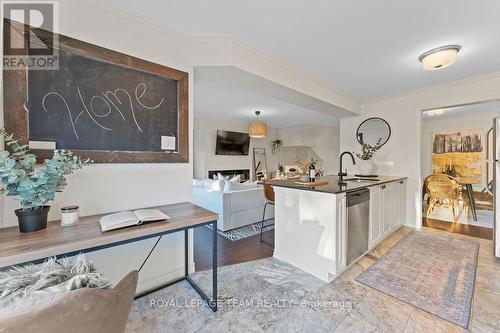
[185,220,218,312]
[465,184,477,221]
[135,220,218,312]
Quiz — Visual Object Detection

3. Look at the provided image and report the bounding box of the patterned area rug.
[356,231,478,328]
[206,220,274,241]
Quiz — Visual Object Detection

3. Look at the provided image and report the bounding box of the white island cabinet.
[268,176,407,283]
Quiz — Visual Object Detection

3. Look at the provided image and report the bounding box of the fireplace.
[208,169,250,182]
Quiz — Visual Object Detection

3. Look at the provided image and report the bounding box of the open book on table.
[99,209,170,232]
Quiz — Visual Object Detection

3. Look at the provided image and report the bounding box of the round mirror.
[356,117,391,148]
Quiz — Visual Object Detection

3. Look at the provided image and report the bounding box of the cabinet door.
[399,180,406,226]
[369,188,381,247]
[390,184,399,229]
[381,184,392,236]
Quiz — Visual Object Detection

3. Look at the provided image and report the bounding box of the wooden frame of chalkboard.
[3,19,189,163]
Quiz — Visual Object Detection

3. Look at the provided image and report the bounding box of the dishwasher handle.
[347,189,370,207]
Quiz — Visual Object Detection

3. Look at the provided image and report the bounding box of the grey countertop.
[264,175,407,194]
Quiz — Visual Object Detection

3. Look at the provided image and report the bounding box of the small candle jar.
[61,206,79,226]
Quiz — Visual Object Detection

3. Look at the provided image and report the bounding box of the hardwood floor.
[423,217,493,240]
[193,225,274,271]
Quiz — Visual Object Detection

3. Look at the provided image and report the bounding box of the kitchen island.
[264,175,407,282]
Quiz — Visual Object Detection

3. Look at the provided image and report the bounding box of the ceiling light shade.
[419,45,461,70]
[249,111,267,138]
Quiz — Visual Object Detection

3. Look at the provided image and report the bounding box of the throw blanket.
[0,254,110,302]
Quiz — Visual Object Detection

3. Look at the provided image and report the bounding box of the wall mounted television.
[215,130,250,155]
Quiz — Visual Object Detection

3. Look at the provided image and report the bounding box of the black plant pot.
[15,206,50,233]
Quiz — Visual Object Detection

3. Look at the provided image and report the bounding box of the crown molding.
[82,0,190,43]
[363,71,500,105]
[189,34,355,101]
[81,0,360,113]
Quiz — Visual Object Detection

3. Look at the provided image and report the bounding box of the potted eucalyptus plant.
[0,130,91,233]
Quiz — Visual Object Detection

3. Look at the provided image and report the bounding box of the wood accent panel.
[0,202,217,268]
[3,19,189,163]
[423,217,493,240]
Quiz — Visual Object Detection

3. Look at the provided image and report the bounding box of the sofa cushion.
[195,179,224,191]
[229,175,240,183]
[193,179,204,188]
[223,181,259,192]
[214,173,230,181]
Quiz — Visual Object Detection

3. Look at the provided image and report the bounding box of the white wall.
[277,125,340,175]
[193,116,276,179]
[340,72,500,229]
[193,116,340,179]
[421,111,500,189]
[1,0,194,293]
[311,125,340,175]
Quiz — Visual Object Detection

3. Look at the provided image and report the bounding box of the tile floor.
[126,227,500,333]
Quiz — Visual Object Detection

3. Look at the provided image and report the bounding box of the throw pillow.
[217,173,229,181]
[229,175,241,183]
[223,180,258,192]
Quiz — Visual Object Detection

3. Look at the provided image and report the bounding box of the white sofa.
[192,181,274,231]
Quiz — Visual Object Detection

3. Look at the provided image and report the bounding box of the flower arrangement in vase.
[354,138,382,175]
[294,158,323,180]
[0,130,91,232]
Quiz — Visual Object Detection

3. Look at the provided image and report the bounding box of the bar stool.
[260,183,275,245]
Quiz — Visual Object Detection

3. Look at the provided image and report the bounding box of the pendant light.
[249,111,267,138]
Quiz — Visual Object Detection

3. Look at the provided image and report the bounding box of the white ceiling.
[103,0,500,101]
[194,75,341,128]
[422,100,500,120]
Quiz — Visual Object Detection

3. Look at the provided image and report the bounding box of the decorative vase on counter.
[358,160,376,175]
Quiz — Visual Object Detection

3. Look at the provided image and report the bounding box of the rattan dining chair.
[425,174,461,221]
[260,183,275,245]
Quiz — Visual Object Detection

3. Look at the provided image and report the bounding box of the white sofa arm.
[192,187,223,214]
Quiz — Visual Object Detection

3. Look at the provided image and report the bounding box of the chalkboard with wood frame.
[3,19,189,163]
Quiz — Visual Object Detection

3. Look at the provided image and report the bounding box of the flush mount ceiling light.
[423,108,444,116]
[249,111,267,138]
[418,45,461,70]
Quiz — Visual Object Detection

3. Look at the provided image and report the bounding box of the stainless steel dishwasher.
[346,188,370,266]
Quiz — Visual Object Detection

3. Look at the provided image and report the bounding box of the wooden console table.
[0,202,219,311]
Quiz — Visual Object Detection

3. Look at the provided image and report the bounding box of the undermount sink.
[344,178,380,182]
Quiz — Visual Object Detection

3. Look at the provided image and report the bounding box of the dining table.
[457,177,477,221]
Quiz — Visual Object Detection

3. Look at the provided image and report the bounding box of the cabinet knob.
[381,185,386,190]
[399,180,404,184]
